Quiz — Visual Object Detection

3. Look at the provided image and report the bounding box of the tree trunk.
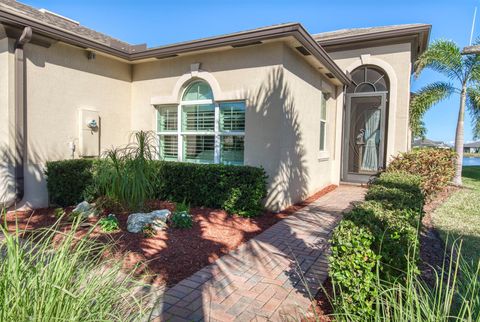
[453,84,467,186]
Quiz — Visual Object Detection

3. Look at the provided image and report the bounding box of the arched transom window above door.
[156,80,246,165]
[346,66,389,93]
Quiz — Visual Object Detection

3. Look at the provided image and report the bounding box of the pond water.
[463,157,480,166]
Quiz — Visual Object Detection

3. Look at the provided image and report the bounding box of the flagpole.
[470,6,477,45]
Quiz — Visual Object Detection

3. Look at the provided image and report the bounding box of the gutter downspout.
[4,26,32,208]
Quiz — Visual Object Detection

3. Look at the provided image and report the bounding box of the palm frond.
[466,54,480,83]
[410,82,456,137]
[414,40,463,81]
[467,86,480,139]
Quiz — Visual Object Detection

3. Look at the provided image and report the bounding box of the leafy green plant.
[175,200,190,213]
[170,211,193,229]
[387,148,456,199]
[98,214,119,232]
[329,220,379,317]
[0,215,148,321]
[168,201,193,229]
[142,224,156,238]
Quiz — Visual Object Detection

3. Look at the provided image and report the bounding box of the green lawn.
[432,166,480,265]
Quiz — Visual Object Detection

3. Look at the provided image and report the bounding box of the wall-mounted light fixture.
[86,119,98,130]
[87,51,96,60]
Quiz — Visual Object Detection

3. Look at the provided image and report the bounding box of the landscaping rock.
[127,210,171,233]
[71,201,97,219]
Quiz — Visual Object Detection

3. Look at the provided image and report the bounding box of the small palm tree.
[411,39,480,185]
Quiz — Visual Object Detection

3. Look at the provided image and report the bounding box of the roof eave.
[0,7,350,85]
[0,8,132,59]
[316,24,432,62]
[130,23,350,85]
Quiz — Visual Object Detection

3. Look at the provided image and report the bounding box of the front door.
[342,92,387,183]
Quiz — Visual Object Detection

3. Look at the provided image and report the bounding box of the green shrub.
[98,214,120,232]
[345,201,421,279]
[45,159,95,207]
[154,162,268,216]
[334,243,480,321]
[45,136,267,215]
[366,171,424,212]
[330,171,425,317]
[329,220,379,317]
[387,148,456,198]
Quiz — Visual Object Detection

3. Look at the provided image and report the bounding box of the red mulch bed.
[3,185,337,287]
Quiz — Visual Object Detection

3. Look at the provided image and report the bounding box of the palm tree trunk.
[453,84,467,186]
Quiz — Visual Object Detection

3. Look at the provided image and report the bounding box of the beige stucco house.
[0,0,431,211]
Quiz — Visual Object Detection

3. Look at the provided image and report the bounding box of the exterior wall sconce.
[87,51,96,60]
[86,119,98,130]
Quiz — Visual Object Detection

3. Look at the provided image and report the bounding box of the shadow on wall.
[140,67,313,320]
[0,145,15,207]
[0,139,58,210]
[246,66,309,211]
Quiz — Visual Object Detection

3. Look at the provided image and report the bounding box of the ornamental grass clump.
[0,214,148,321]
[91,131,160,211]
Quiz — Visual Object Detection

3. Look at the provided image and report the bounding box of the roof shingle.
[313,23,430,42]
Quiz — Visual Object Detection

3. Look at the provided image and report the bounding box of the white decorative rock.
[72,201,97,219]
[127,210,171,233]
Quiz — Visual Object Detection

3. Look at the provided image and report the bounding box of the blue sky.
[22,0,480,142]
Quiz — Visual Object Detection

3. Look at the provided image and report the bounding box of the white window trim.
[156,99,245,164]
[318,93,329,161]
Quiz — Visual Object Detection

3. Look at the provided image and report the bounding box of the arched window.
[182,80,214,101]
[346,66,389,93]
[156,80,245,165]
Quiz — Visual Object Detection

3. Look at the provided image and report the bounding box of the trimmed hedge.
[387,148,456,199]
[365,171,424,212]
[154,162,267,217]
[45,159,96,207]
[45,159,267,216]
[329,220,379,317]
[329,171,425,317]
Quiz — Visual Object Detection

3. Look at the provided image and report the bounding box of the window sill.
[318,151,330,161]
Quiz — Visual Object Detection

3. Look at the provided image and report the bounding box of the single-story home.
[464,141,480,153]
[0,0,431,211]
[412,138,451,149]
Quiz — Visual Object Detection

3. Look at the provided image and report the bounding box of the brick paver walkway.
[150,185,366,322]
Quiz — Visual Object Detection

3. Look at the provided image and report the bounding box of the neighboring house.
[464,141,480,153]
[0,0,431,211]
[412,138,451,149]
